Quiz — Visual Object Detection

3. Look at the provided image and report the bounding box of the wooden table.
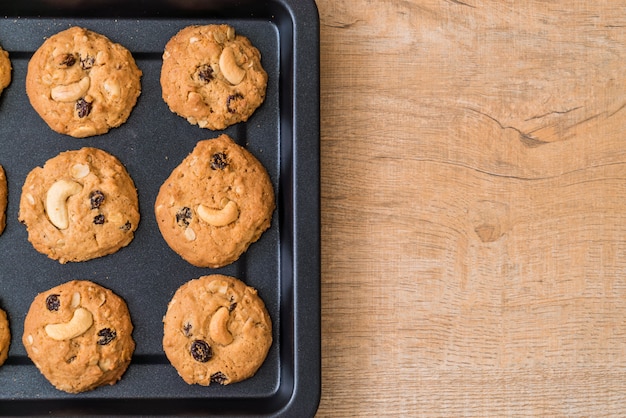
[316,1,626,416]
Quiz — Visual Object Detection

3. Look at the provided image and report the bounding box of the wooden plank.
[318,0,626,415]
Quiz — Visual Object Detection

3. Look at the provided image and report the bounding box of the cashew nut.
[226,26,236,41]
[44,307,94,341]
[70,291,81,309]
[70,163,90,179]
[211,32,225,44]
[197,199,239,227]
[46,179,83,230]
[209,306,233,346]
[102,79,120,98]
[50,76,90,102]
[219,47,246,85]
[184,227,197,242]
[212,26,236,44]
[207,280,229,295]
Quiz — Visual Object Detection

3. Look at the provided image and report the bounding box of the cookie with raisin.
[160,24,267,130]
[163,275,272,386]
[22,280,135,393]
[0,165,6,236]
[18,147,140,263]
[154,134,275,268]
[26,26,142,138]
[0,307,10,367]
[0,44,11,97]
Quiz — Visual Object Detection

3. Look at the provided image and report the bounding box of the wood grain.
[317,0,626,416]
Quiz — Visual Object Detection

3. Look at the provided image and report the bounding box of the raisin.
[89,190,105,209]
[97,328,117,345]
[176,207,192,227]
[210,372,228,385]
[76,98,92,118]
[210,152,228,170]
[93,214,105,224]
[46,294,61,311]
[183,322,192,337]
[195,64,214,83]
[226,93,244,113]
[59,53,76,67]
[229,302,237,312]
[120,221,132,231]
[190,340,212,362]
[80,54,95,70]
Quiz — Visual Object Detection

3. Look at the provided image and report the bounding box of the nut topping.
[45,179,83,230]
[70,163,90,179]
[51,76,90,102]
[44,307,93,341]
[197,199,239,227]
[209,306,233,346]
[219,46,246,85]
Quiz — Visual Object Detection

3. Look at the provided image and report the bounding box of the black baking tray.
[0,0,320,416]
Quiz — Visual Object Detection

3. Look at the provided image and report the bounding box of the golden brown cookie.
[160,24,268,130]
[0,45,11,96]
[0,165,6,236]
[22,280,135,393]
[18,147,140,263]
[154,134,275,268]
[163,275,272,386]
[26,27,142,138]
[0,307,10,367]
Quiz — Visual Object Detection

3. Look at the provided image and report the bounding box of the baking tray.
[0,0,320,415]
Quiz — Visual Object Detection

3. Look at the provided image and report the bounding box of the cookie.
[22,280,134,393]
[26,26,142,138]
[0,45,11,96]
[163,275,272,386]
[0,307,10,367]
[18,147,140,263]
[0,165,6,236]
[160,24,268,130]
[154,134,275,268]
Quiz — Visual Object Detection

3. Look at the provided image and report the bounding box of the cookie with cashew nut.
[163,274,272,386]
[154,134,275,268]
[22,280,135,393]
[0,307,10,367]
[160,24,267,130]
[26,26,142,137]
[18,147,140,263]
[0,44,11,97]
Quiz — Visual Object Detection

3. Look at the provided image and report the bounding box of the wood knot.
[470,200,510,243]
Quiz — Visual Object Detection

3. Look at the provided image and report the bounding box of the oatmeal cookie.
[26,27,142,137]
[18,147,140,263]
[160,24,267,130]
[163,275,272,386]
[22,280,135,393]
[154,134,275,268]
[0,45,11,96]
[0,307,10,367]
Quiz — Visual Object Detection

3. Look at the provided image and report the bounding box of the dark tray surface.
[0,0,320,416]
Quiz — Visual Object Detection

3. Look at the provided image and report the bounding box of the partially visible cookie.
[160,24,268,130]
[22,280,134,393]
[18,147,140,263]
[155,134,275,268]
[163,274,272,386]
[26,26,142,137]
[0,45,11,96]
[0,165,6,235]
[0,307,10,367]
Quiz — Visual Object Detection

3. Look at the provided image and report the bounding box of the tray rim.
[0,0,321,416]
